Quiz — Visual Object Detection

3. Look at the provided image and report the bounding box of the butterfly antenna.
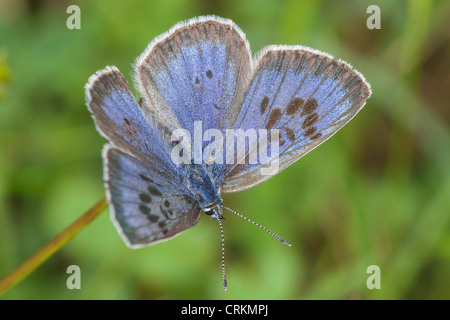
[223,206,292,247]
[218,218,228,291]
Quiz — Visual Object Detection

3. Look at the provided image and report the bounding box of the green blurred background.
[0,0,449,299]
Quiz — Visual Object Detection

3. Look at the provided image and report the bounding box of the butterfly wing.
[134,15,252,140]
[87,66,202,247]
[86,65,178,175]
[218,46,371,193]
[104,145,201,247]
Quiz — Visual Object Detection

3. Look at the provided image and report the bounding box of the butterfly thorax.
[184,164,223,220]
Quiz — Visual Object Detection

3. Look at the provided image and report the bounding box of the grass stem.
[0,197,107,296]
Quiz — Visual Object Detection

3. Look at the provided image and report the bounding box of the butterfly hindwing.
[219,46,371,193]
[104,145,201,247]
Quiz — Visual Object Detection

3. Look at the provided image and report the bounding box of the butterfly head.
[202,199,225,221]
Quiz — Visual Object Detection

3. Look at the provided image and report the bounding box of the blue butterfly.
[85,16,371,290]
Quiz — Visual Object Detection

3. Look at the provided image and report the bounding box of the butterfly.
[85,15,371,290]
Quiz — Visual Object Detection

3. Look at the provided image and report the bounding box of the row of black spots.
[137,191,172,234]
[260,96,319,117]
[138,204,159,223]
[286,97,319,117]
[158,200,172,234]
[138,203,169,234]
[299,98,322,140]
[139,186,170,206]
[259,96,319,128]
[284,96,321,141]
[279,126,322,147]
[279,124,322,144]
[300,98,319,135]
[260,97,303,119]
[256,95,323,142]
[302,114,322,141]
[144,192,170,210]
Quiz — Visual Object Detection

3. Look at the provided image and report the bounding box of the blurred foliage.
[0,0,449,299]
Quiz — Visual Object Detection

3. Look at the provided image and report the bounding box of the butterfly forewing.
[219,46,371,193]
[135,16,252,135]
[104,145,201,247]
[86,66,177,176]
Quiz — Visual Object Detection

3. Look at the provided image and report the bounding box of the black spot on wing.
[266,109,282,130]
[304,126,317,137]
[286,98,303,115]
[301,98,318,116]
[139,204,151,215]
[147,186,162,196]
[139,193,152,203]
[285,128,295,141]
[139,174,153,183]
[260,97,269,114]
[302,113,319,129]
